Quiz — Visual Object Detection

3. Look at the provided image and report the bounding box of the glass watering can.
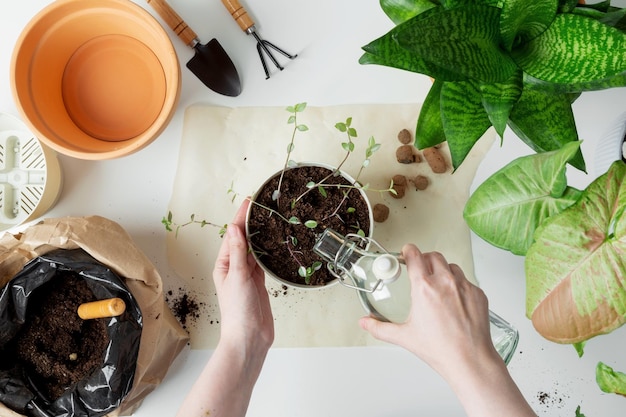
[313,229,519,365]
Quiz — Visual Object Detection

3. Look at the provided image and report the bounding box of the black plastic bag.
[0,248,143,417]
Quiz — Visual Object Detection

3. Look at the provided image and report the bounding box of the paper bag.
[0,216,189,416]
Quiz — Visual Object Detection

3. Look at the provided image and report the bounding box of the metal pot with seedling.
[245,103,395,288]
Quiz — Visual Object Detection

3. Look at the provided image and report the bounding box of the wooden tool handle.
[146,0,198,46]
[221,0,255,32]
[78,298,126,320]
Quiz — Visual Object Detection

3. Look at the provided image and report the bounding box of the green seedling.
[162,211,227,238]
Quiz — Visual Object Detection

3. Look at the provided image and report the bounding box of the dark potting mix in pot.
[248,165,371,286]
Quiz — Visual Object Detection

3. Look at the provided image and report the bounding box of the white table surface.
[2,1,626,416]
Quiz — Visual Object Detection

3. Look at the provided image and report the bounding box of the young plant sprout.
[274,102,309,202]
[284,235,323,284]
[162,211,227,238]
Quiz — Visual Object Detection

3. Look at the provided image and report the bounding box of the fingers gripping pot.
[0,216,189,417]
[0,249,142,417]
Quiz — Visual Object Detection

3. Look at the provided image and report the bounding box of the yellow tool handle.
[78,297,126,320]
[221,0,255,32]
[146,0,198,46]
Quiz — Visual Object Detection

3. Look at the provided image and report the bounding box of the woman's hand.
[213,198,274,353]
[176,199,274,417]
[360,244,497,378]
[359,244,536,417]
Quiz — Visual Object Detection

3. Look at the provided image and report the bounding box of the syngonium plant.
[463,142,626,396]
[360,0,626,171]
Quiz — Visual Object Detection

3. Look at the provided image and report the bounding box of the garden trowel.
[146,0,242,96]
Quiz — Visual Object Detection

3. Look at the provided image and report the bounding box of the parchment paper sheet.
[167,103,495,349]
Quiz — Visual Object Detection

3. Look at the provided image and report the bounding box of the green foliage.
[573,341,586,358]
[525,161,626,343]
[162,211,227,238]
[275,103,309,201]
[361,0,626,170]
[596,362,626,396]
[464,141,582,255]
[298,261,323,284]
[464,137,626,398]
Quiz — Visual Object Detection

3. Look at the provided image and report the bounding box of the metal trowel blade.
[186,38,242,97]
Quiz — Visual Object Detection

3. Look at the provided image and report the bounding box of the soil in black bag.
[6,272,110,401]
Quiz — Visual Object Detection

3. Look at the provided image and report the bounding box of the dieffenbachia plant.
[360,0,626,170]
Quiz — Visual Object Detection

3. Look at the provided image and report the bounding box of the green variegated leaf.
[479,69,523,138]
[597,362,626,396]
[558,0,579,13]
[442,0,502,8]
[526,161,626,343]
[508,88,586,172]
[571,6,606,20]
[380,0,437,24]
[523,71,626,93]
[440,80,491,169]
[415,79,446,149]
[359,21,465,81]
[464,141,582,256]
[512,14,626,84]
[394,5,518,83]
[599,8,626,31]
[499,0,558,51]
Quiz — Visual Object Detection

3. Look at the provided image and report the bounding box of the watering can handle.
[221,0,255,33]
[146,0,199,46]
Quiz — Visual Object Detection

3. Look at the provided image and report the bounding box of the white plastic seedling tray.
[0,113,62,232]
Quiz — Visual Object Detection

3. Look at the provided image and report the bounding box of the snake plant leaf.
[526,161,626,343]
[581,1,613,13]
[442,0,502,8]
[558,0,580,13]
[508,88,586,172]
[499,0,558,51]
[440,80,492,169]
[512,14,626,84]
[415,79,446,149]
[479,70,523,138]
[379,0,437,24]
[570,5,626,32]
[464,141,582,256]
[570,6,606,20]
[523,71,626,93]
[597,362,626,396]
[359,20,465,81]
[394,5,518,83]
[600,8,626,31]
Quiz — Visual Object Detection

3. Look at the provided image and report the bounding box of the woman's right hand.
[359,244,536,417]
[359,244,498,377]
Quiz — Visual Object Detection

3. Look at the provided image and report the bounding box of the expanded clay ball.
[396,145,416,164]
[373,203,390,223]
[390,174,407,199]
[412,175,429,190]
[397,128,412,144]
[423,146,447,173]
